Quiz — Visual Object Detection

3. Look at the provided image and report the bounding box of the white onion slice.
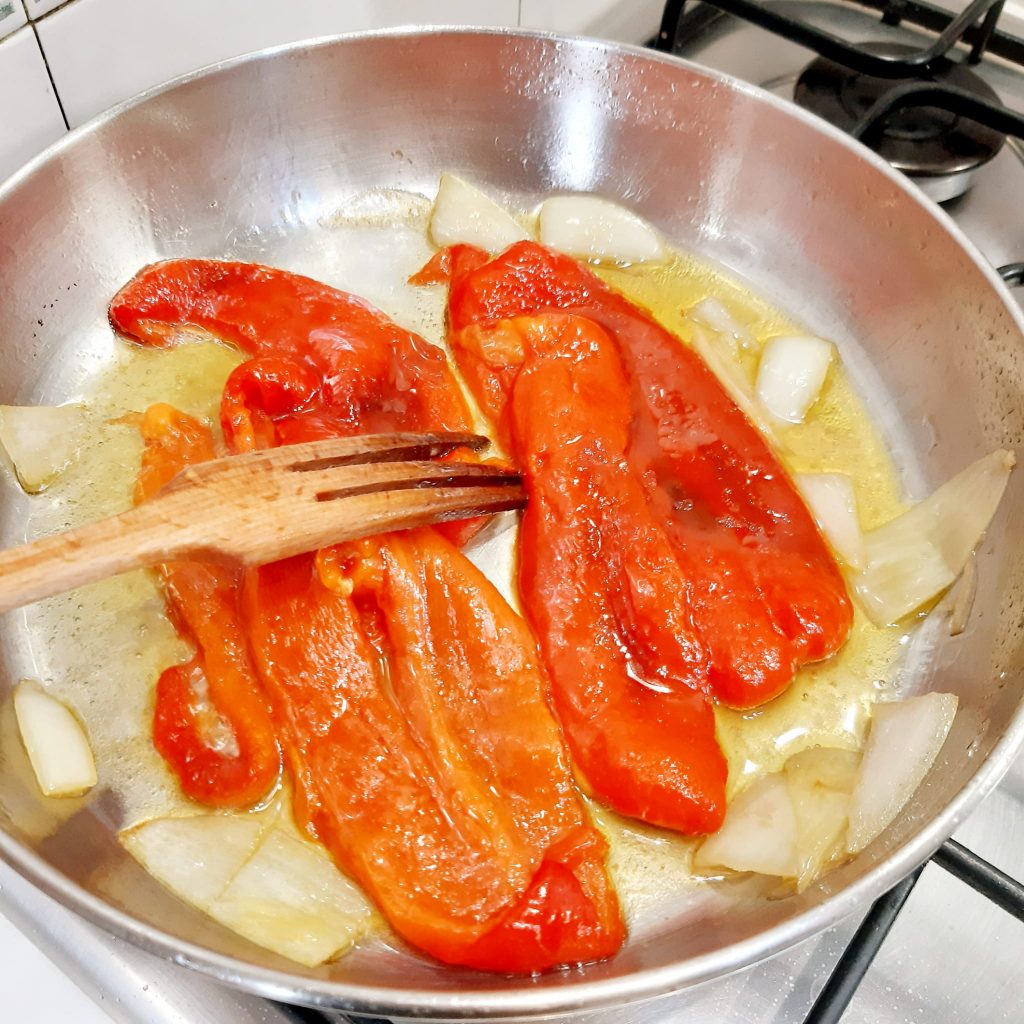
[690,326,781,447]
[853,450,1014,625]
[755,335,834,424]
[854,534,954,627]
[538,195,666,264]
[123,816,375,967]
[794,472,867,570]
[694,774,799,878]
[948,553,978,637]
[785,747,860,891]
[0,403,87,493]
[209,828,375,967]
[847,692,958,853]
[122,814,266,906]
[689,297,756,350]
[14,680,97,798]
[428,173,529,252]
[899,449,1013,569]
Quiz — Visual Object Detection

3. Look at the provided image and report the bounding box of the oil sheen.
[16,241,907,937]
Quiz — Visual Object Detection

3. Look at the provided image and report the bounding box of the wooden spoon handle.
[0,498,198,615]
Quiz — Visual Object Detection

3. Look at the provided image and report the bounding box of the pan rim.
[2,24,1024,1018]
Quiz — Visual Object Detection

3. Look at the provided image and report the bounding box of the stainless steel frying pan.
[1,27,1023,1021]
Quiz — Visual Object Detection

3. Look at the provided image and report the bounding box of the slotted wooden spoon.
[0,432,524,614]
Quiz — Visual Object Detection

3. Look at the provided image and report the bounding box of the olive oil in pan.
[19,341,243,827]
[17,243,908,935]
[590,256,908,918]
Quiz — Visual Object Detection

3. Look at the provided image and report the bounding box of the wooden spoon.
[0,432,523,614]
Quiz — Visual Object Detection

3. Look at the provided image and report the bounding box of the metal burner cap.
[794,41,1005,200]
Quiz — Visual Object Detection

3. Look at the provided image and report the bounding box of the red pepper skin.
[432,241,853,710]
[135,403,281,808]
[113,260,623,974]
[112,259,485,548]
[452,314,727,833]
[245,534,623,972]
[110,259,473,435]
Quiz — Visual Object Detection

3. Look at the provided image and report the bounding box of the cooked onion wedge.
[122,813,267,906]
[948,553,978,637]
[688,297,756,350]
[847,692,958,853]
[853,450,1014,626]
[538,195,666,264]
[14,680,97,798]
[429,173,529,252]
[698,692,959,886]
[794,472,866,570]
[122,814,374,967]
[209,828,375,967]
[755,335,834,424]
[690,326,781,446]
[0,403,87,493]
[785,747,860,891]
[694,774,799,878]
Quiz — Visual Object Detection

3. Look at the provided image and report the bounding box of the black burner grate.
[654,0,1024,169]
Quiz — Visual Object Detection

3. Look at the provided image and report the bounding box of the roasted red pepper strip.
[246,534,623,970]
[449,314,727,832]
[135,403,280,807]
[112,258,485,547]
[112,260,623,973]
[110,259,472,434]
[426,241,853,709]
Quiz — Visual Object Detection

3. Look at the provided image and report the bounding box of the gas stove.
[6,5,1024,1023]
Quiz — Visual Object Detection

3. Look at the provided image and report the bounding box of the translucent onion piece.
[538,195,666,264]
[122,815,375,967]
[694,774,799,878]
[847,692,958,853]
[853,450,1014,626]
[689,296,756,350]
[785,747,860,891]
[949,553,978,637]
[755,334,834,424]
[429,173,529,252]
[209,828,375,967]
[854,533,954,627]
[0,403,87,493]
[794,472,867,570]
[898,449,1013,569]
[690,326,781,447]
[14,680,97,798]
[122,814,266,906]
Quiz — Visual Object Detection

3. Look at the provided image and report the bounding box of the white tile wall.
[1,0,654,182]
[0,25,66,181]
[23,0,66,17]
[35,0,521,128]
[0,0,27,41]
[519,0,663,43]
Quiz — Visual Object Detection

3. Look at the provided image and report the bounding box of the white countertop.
[0,909,112,1023]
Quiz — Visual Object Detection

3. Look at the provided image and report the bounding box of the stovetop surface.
[5,4,1024,1022]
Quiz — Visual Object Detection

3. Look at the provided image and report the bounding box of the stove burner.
[794,42,1005,201]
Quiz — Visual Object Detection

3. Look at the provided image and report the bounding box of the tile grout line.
[29,17,68,129]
